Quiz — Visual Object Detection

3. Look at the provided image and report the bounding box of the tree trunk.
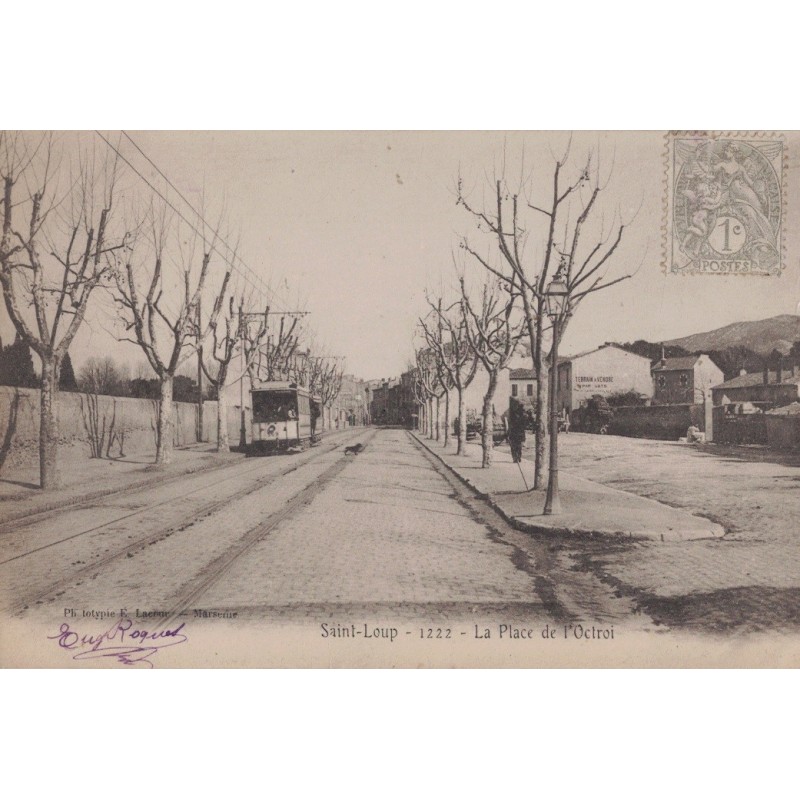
[535,369,547,485]
[155,373,174,465]
[456,385,466,455]
[534,309,547,488]
[443,390,450,448]
[435,395,440,441]
[428,398,434,438]
[39,358,61,489]
[481,371,498,468]
[216,384,229,453]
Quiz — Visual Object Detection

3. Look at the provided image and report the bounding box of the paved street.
[2,428,640,634]
[5,425,799,653]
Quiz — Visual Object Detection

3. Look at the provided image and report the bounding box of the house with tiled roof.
[651,354,723,405]
[711,368,800,407]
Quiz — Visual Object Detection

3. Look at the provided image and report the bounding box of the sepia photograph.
[1,129,799,668]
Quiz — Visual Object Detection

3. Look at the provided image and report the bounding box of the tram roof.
[251,381,320,401]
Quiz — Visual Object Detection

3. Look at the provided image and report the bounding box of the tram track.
[0,430,349,537]
[8,430,368,615]
[3,460,279,566]
[0,430,357,562]
[156,429,378,629]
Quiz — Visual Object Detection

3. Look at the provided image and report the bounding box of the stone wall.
[712,407,768,445]
[0,386,233,473]
[766,415,800,450]
[607,403,705,441]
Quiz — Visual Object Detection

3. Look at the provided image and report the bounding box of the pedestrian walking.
[507,398,526,463]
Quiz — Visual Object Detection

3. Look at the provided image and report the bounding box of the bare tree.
[461,276,525,467]
[431,311,455,447]
[0,133,129,488]
[200,292,268,453]
[248,313,302,383]
[112,205,230,465]
[417,304,454,444]
[420,295,478,455]
[79,356,122,396]
[457,143,633,485]
[414,347,438,438]
[415,360,430,437]
[408,359,428,433]
[316,359,345,429]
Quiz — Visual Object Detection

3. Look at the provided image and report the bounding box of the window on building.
[657,375,666,389]
[511,384,518,397]
[526,384,533,396]
[680,373,689,388]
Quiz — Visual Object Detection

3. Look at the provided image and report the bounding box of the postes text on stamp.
[664,133,785,276]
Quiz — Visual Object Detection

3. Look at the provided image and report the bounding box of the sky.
[3,131,799,381]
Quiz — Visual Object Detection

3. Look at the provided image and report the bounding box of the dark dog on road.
[344,443,364,455]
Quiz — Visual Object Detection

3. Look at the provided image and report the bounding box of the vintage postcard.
[1,130,799,668]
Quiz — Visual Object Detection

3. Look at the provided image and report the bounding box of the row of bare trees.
[414,141,635,484]
[0,132,342,488]
[415,280,523,468]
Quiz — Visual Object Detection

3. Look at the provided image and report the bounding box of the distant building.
[509,368,536,406]
[334,374,369,427]
[369,378,397,424]
[711,367,800,408]
[556,345,653,413]
[651,354,723,405]
[367,375,415,426]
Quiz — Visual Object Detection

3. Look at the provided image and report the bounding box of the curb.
[409,432,720,543]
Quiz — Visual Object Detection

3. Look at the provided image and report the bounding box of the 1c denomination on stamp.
[664,132,785,276]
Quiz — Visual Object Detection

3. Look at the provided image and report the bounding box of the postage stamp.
[664,132,786,276]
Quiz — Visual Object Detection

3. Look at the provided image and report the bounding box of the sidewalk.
[0,443,244,524]
[412,433,724,542]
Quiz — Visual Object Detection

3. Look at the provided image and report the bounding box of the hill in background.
[608,315,800,381]
[664,315,800,357]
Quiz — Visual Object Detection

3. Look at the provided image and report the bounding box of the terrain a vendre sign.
[575,376,614,391]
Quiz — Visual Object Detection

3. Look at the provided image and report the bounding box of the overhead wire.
[93,130,290,311]
[120,130,287,309]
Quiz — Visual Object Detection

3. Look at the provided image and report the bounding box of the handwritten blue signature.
[48,619,188,668]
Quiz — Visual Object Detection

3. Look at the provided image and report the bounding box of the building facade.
[367,376,416,426]
[556,345,653,413]
[333,374,369,427]
[509,369,537,406]
[652,354,723,405]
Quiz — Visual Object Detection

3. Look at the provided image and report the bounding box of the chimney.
[660,344,666,368]
[739,368,747,377]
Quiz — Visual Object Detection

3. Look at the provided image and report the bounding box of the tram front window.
[252,392,298,423]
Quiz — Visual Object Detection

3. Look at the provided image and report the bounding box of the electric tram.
[249,382,320,454]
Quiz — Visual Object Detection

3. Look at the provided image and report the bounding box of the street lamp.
[543,271,568,515]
